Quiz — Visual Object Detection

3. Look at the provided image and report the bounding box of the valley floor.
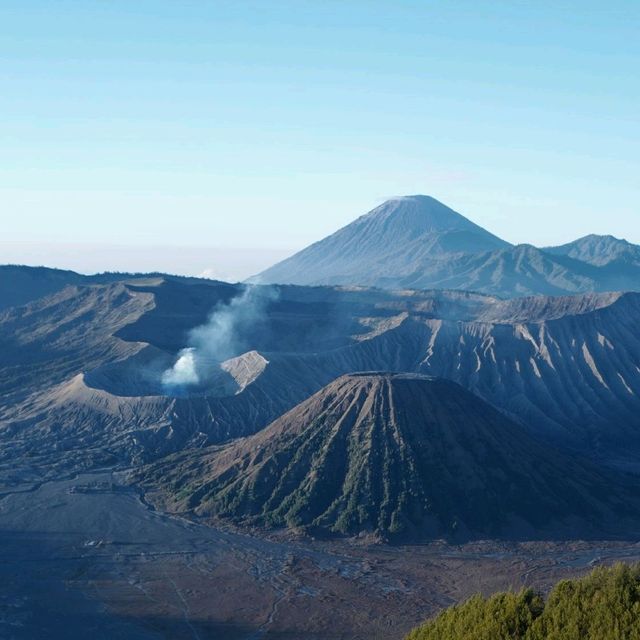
[1,466,640,640]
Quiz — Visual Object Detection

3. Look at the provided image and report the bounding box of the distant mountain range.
[253,195,640,297]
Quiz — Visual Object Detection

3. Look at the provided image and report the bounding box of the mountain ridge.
[253,196,640,297]
[546,234,640,267]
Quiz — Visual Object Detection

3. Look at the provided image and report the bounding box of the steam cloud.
[161,347,199,387]
[161,285,275,390]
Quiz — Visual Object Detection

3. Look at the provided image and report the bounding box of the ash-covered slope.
[3,275,640,474]
[3,272,640,477]
[254,196,511,288]
[254,197,640,297]
[0,277,492,470]
[140,373,633,541]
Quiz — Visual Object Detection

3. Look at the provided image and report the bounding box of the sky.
[1,1,638,280]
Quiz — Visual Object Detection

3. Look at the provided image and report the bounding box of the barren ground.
[1,465,640,640]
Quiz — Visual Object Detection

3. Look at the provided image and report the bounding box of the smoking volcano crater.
[82,282,276,399]
[83,346,268,399]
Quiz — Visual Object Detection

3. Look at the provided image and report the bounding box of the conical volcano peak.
[253,196,511,287]
[145,371,627,541]
[357,195,482,234]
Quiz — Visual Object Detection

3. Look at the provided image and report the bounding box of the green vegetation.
[406,563,640,640]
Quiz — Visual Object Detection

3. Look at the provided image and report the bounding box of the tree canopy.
[406,563,640,640]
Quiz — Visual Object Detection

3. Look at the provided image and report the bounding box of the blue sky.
[1,1,638,278]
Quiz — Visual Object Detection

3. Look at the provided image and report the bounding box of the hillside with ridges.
[2,274,640,475]
[138,373,636,540]
[547,234,640,267]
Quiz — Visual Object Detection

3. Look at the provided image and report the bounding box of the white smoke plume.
[161,285,275,391]
[161,347,199,387]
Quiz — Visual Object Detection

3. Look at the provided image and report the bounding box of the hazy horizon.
[4,194,640,281]
[2,191,640,279]
[0,240,293,281]
[2,2,639,276]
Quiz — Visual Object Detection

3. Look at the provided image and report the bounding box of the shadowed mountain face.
[0,265,227,311]
[2,273,640,476]
[0,265,88,311]
[138,373,636,541]
[253,196,640,296]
